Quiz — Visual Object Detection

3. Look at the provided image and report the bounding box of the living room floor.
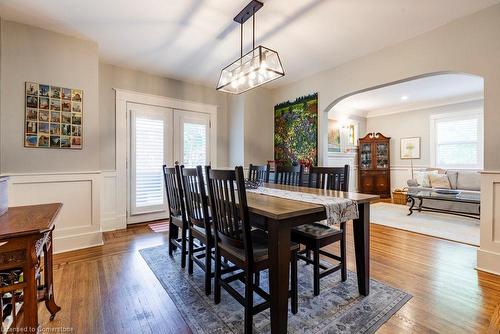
[39,222,500,333]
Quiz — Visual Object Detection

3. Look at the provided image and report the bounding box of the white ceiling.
[330,73,484,119]
[0,0,498,88]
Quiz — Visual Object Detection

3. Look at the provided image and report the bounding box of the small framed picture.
[72,114,82,125]
[39,97,49,110]
[39,122,50,134]
[71,89,82,101]
[51,111,61,123]
[39,110,50,122]
[26,82,39,96]
[61,112,71,124]
[61,88,71,100]
[400,137,421,159]
[25,135,38,147]
[72,101,82,113]
[26,96,38,108]
[50,86,61,99]
[39,85,50,97]
[38,135,50,147]
[62,100,71,112]
[50,123,60,135]
[26,108,38,121]
[50,99,61,111]
[50,135,60,148]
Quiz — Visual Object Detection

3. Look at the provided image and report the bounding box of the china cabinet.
[358,133,391,198]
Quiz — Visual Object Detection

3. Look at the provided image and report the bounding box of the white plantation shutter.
[431,111,483,169]
[183,123,208,167]
[130,106,171,218]
[135,117,164,208]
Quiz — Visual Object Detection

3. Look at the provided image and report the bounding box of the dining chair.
[248,163,270,183]
[207,166,298,333]
[163,164,188,268]
[291,165,349,296]
[181,165,214,295]
[274,164,304,186]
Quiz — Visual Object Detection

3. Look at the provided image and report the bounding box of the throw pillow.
[446,170,459,189]
[415,170,438,187]
[429,173,451,189]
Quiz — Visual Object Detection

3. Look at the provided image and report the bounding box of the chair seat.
[170,214,187,228]
[221,229,299,263]
[191,223,208,239]
[292,223,341,240]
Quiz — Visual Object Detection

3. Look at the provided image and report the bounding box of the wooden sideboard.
[0,203,62,333]
[358,133,391,198]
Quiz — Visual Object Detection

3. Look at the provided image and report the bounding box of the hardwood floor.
[40,222,500,333]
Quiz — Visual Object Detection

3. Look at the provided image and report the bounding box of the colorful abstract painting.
[274,93,318,167]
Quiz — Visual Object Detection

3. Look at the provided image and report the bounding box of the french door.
[128,103,211,224]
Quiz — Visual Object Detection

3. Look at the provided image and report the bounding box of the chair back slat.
[163,164,186,218]
[181,166,210,234]
[275,165,304,186]
[308,165,350,192]
[207,166,253,262]
[248,163,270,183]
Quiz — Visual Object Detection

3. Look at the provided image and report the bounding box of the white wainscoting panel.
[477,171,500,275]
[5,172,103,253]
[101,170,125,231]
[327,153,358,192]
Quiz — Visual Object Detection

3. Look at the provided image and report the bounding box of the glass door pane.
[360,143,372,169]
[376,142,389,168]
[174,110,210,167]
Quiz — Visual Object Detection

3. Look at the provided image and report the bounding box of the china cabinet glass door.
[376,142,389,168]
[360,143,372,169]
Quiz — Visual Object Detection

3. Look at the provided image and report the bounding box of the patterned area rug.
[140,245,411,333]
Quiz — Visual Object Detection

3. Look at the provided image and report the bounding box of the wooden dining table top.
[0,203,62,239]
[246,183,379,221]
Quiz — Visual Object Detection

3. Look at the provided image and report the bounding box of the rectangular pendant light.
[216,0,285,94]
[216,46,284,94]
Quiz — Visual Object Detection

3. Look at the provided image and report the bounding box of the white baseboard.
[477,248,500,276]
[54,231,104,254]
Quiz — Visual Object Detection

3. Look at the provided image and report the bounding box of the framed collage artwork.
[25,82,82,149]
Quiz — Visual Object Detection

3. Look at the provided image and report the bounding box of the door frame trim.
[115,89,218,228]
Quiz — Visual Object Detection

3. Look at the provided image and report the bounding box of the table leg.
[267,219,290,334]
[353,202,370,296]
[44,231,61,320]
[407,196,415,216]
[24,239,39,332]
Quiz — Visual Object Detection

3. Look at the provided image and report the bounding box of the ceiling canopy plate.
[234,0,264,24]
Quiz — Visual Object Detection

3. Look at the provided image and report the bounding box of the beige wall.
[366,99,484,167]
[227,87,274,167]
[271,5,500,171]
[0,20,100,173]
[99,63,229,169]
[228,94,244,166]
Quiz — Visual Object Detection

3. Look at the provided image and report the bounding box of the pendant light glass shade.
[216,46,284,94]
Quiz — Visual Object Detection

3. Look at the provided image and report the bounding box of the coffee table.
[407,190,480,220]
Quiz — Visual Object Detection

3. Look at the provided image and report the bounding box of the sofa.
[407,169,480,215]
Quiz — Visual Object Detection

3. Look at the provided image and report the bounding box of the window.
[183,122,208,167]
[430,110,483,169]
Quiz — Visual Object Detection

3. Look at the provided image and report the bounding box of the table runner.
[247,187,359,226]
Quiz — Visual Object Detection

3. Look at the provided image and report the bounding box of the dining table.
[245,183,379,334]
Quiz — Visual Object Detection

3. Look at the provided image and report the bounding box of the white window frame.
[429,109,484,170]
